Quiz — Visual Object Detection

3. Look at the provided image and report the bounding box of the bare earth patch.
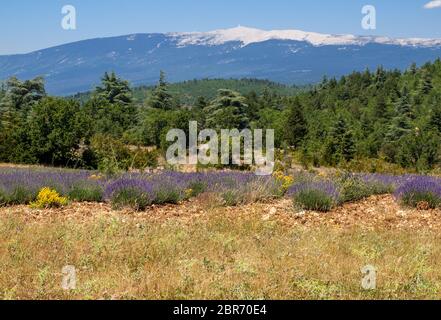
[2,195,440,231]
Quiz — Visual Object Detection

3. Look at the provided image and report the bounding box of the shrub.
[68,184,104,202]
[401,191,441,209]
[0,189,7,206]
[154,186,183,205]
[90,134,132,175]
[338,175,392,203]
[272,171,294,194]
[105,179,154,211]
[30,187,68,209]
[395,177,441,209]
[222,190,241,206]
[111,188,152,211]
[342,158,409,175]
[288,181,340,212]
[130,148,159,170]
[340,178,373,203]
[187,181,206,197]
[292,189,335,212]
[9,186,38,205]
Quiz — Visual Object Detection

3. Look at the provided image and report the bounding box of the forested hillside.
[1,59,441,173]
[72,78,305,105]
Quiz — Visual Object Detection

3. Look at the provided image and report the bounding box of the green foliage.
[94,72,133,105]
[0,184,37,206]
[73,78,306,106]
[0,189,7,206]
[221,190,241,206]
[30,187,68,209]
[292,189,335,212]
[338,175,393,203]
[187,181,206,197]
[111,188,151,211]
[2,60,441,173]
[342,158,408,175]
[147,71,174,110]
[205,89,249,130]
[68,184,104,202]
[8,186,38,205]
[401,192,441,209]
[25,97,86,166]
[283,97,307,148]
[90,134,158,174]
[323,115,355,166]
[154,187,182,205]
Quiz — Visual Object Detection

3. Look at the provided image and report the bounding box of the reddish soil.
[1,195,441,231]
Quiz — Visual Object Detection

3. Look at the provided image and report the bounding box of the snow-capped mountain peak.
[2,26,441,95]
[171,26,441,47]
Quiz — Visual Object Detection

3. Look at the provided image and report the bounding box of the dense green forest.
[71,78,306,105]
[1,59,441,173]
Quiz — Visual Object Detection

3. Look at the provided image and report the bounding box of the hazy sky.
[1,0,441,55]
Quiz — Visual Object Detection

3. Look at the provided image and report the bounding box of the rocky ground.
[2,194,440,231]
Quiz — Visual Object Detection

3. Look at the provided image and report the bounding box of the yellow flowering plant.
[30,187,69,209]
[273,171,294,193]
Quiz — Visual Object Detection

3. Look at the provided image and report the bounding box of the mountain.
[1,26,441,95]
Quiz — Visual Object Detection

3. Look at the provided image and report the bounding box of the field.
[1,166,441,299]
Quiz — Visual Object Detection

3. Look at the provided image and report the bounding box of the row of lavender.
[1,167,440,211]
[287,172,441,211]
[0,168,283,210]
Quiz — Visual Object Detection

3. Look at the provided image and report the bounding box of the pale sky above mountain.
[1,0,440,55]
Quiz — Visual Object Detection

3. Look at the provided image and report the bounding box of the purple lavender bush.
[337,173,397,203]
[288,181,340,212]
[0,168,101,205]
[105,178,155,210]
[394,176,441,209]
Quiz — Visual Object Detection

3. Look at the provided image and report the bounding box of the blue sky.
[1,0,440,55]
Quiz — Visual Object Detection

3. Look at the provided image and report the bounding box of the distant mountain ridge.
[1,26,441,95]
[172,26,441,47]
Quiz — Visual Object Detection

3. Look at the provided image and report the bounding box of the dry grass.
[1,196,441,300]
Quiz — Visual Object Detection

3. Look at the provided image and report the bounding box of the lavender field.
[1,166,441,211]
[2,166,441,300]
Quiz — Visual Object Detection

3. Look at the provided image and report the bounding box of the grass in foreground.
[1,209,441,300]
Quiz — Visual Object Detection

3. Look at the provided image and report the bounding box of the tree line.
[1,59,441,172]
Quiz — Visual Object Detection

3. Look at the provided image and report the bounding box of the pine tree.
[429,105,441,133]
[374,66,386,88]
[204,89,249,130]
[386,87,413,143]
[323,115,355,165]
[284,97,307,148]
[195,96,208,110]
[0,76,46,132]
[420,70,433,94]
[94,72,133,105]
[373,92,388,119]
[148,71,174,110]
[409,63,417,75]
